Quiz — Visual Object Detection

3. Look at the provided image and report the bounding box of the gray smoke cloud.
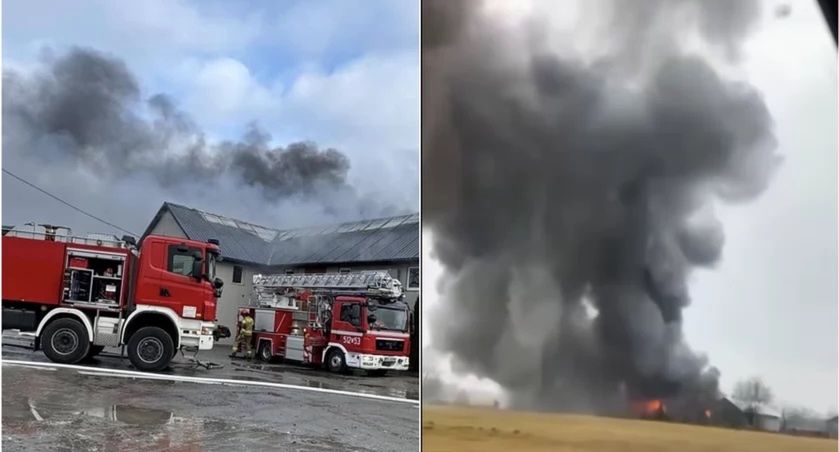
[3,47,389,219]
[423,0,779,414]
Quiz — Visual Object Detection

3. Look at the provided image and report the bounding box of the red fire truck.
[1,225,224,372]
[236,271,412,374]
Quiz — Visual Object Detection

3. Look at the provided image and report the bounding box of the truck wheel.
[127,327,174,372]
[42,318,91,364]
[258,341,273,362]
[326,348,346,373]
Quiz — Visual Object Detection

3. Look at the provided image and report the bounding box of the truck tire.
[325,348,346,373]
[127,327,174,372]
[258,341,273,362]
[42,318,91,364]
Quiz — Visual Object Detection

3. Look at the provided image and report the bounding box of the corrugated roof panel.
[318,230,377,263]
[367,225,417,260]
[169,205,257,263]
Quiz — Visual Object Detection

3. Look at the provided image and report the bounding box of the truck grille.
[376,339,403,352]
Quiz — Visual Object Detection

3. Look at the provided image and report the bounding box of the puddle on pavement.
[26,399,175,426]
[6,398,377,452]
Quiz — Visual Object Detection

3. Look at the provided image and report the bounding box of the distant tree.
[733,377,773,426]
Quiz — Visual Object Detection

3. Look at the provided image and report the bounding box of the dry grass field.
[423,405,837,452]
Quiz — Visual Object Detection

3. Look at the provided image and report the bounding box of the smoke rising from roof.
[3,47,389,220]
[423,0,779,413]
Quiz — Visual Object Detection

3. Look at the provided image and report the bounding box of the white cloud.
[3,0,262,96]
[182,58,275,127]
[174,50,419,207]
[268,0,417,60]
[175,51,418,151]
[5,0,260,55]
[108,0,261,53]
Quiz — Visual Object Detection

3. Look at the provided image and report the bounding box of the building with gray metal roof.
[143,202,419,267]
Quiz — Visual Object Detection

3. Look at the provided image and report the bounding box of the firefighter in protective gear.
[230,309,254,359]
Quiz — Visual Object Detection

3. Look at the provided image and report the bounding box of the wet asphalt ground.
[2,364,418,451]
[1,334,419,401]
[1,335,419,451]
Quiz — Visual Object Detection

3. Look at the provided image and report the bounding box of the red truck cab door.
[134,239,211,321]
[330,297,366,350]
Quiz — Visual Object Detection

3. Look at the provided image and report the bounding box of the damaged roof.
[143,202,419,267]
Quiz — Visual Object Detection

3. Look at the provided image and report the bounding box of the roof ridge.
[271,212,419,237]
[171,201,418,235]
[174,203,281,233]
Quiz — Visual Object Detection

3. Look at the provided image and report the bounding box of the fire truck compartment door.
[286,336,304,361]
[254,309,275,332]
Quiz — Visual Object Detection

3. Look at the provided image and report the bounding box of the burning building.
[423,0,779,415]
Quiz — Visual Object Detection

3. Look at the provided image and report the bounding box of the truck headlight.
[201,327,213,335]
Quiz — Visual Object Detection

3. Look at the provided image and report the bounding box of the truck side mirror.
[192,260,204,280]
[367,314,377,325]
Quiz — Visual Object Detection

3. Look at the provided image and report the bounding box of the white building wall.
[214,261,257,344]
[149,211,187,238]
[757,415,782,432]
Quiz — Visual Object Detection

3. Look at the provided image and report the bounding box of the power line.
[3,168,138,237]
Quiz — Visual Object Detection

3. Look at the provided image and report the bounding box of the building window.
[285,269,295,275]
[408,267,419,291]
[167,245,200,277]
[232,265,243,284]
[339,268,351,274]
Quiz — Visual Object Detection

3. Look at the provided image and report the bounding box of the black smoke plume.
[423,0,779,413]
[3,47,375,214]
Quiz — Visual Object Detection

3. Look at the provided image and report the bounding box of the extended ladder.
[252,271,403,299]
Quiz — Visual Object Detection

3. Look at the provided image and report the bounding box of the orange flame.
[631,399,666,416]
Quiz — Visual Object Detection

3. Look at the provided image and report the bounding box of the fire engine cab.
[237,271,412,374]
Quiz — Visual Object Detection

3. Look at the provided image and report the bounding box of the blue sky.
[3,0,419,232]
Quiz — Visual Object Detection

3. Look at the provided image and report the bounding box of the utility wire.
[3,168,138,237]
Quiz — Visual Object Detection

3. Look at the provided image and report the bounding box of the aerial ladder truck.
[234,271,412,375]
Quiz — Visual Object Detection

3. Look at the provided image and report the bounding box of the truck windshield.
[367,305,407,331]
